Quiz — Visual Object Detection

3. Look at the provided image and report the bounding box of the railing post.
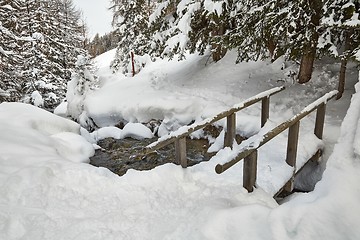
[224,113,236,148]
[175,137,187,168]
[243,150,257,192]
[284,121,300,192]
[314,103,326,139]
[261,97,270,127]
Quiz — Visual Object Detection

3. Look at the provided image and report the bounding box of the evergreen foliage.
[229,1,323,63]
[87,31,121,57]
[110,0,152,73]
[321,0,360,98]
[321,0,360,60]
[189,0,234,62]
[66,55,98,129]
[0,0,87,110]
[0,0,24,102]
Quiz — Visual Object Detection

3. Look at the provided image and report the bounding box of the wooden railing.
[215,90,338,194]
[145,86,285,167]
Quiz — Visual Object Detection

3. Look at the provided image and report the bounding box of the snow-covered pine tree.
[147,0,178,59]
[110,0,152,74]
[150,0,227,61]
[0,0,23,102]
[228,0,274,63]
[19,0,86,110]
[322,0,360,99]
[134,0,234,64]
[149,0,232,61]
[0,0,86,110]
[230,0,323,83]
[87,31,120,57]
[188,0,234,62]
[19,0,57,108]
[66,55,97,129]
[289,0,323,83]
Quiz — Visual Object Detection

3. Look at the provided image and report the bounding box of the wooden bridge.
[144,87,338,196]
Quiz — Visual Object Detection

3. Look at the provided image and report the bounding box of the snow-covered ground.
[0,50,359,239]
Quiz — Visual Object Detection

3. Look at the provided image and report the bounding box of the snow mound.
[0,102,94,167]
[0,102,79,135]
[121,122,154,140]
[91,123,153,141]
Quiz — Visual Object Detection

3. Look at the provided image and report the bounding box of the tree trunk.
[298,48,316,84]
[298,0,321,84]
[266,38,276,61]
[211,23,227,62]
[336,29,353,100]
[337,58,347,100]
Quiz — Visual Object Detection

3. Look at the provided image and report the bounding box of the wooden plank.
[286,121,300,167]
[243,150,257,192]
[224,113,236,148]
[284,121,300,192]
[175,137,187,168]
[261,97,270,127]
[314,103,326,139]
[215,90,337,174]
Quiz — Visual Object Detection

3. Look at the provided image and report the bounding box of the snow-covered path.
[0,51,359,239]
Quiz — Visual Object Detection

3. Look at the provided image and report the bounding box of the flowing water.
[90,137,214,176]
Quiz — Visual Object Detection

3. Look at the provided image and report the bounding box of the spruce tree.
[0,0,23,102]
[0,0,87,110]
[228,0,274,63]
[189,0,234,62]
[230,0,324,83]
[67,55,97,129]
[110,0,151,74]
[322,0,360,99]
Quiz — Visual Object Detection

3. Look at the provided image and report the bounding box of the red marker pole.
[131,51,135,77]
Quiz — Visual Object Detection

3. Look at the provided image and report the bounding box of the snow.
[0,87,10,97]
[149,1,170,24]
[1,4,14,11]
[91,123,153,141]
[146,86,284,152]
[1,49,360,239]
[53,101,68,117]
[121,123,154,140]
[31,90,44,107]
[32,32,44,42]
[204,0,224,15]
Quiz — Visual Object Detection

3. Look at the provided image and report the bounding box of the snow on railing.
[146,86,285,153]
[214,90,338,194]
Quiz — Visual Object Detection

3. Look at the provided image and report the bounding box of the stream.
[90,137,214,176]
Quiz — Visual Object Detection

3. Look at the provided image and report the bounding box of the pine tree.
[0,0,87,110]
[148,0,204,60]
[147,0,178,59]
[110,0,152,74]
[0,0,23,102]
[21,0,86,109]
[66,55,97,129]
[228,0,273,62]
[322,0,360,99]
[230,0,323,83]
[87,31,120,57]
[189,0,234,62]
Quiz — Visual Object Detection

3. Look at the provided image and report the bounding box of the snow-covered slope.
[85,51,341,130]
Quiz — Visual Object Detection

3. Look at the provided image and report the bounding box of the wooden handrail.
[145,86,285,153]
[215,90,338,175]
